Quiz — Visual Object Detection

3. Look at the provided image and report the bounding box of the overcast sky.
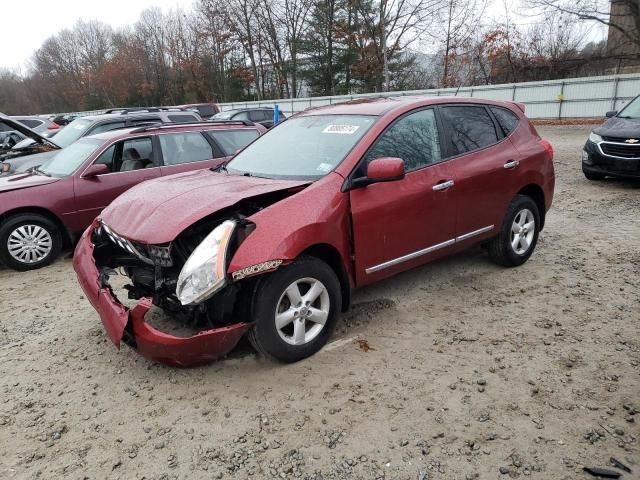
[2,0,605,72]
[2,0,193,71]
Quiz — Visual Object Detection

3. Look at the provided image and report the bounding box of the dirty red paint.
[75,96,555,366]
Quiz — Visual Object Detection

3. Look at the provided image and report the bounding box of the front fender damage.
[73,221,250,367]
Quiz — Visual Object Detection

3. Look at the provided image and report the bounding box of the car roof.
[85,121,264,142]
[297,95,520,117]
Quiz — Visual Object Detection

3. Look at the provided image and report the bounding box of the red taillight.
[541,139,554,161]
[50,122,60,129]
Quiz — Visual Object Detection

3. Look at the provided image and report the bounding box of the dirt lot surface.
[1,125,639,480]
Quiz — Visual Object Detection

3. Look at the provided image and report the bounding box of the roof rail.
[207,120,256,127]
[103,107,190,114]
[128,120,256,134]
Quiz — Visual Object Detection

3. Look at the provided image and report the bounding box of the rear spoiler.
[510,102,526,113]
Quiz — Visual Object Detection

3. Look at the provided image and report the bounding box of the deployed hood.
[0,171,59,193]
[0,116,60,149]
[594,116,640,139]
[101,169,309,244]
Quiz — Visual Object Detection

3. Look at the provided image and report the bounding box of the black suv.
[210,107,286,129]
[582,95,640,180]
[1,109,202,174]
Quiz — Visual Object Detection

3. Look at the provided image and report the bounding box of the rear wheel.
[0,214,62,271]
[248,256,341,362]
[488,195,540,267]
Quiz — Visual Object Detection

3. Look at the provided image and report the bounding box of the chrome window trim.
[595,140,640,160]
[365,225,494,274]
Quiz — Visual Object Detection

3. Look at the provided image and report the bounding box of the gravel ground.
[0,125,638,480]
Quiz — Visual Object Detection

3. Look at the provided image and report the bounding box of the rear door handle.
[504,160,520,169]
[432,180,454,192]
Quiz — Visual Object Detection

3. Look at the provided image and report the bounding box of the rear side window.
[206,129,260,155]
[441,106,498,156]
[490,107,519,135]
[159,132,213,165]
[363,108,441,172]
[168,114,199,123]
[19,119,43,128]
[197,105,215,117]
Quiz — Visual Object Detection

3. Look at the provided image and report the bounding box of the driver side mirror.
[83,163,109,178]
[605,110,617,118]
[350,157,405,189]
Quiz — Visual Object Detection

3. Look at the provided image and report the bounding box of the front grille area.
[600,142,640,159]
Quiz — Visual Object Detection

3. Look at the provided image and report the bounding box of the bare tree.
[528,0,640,53]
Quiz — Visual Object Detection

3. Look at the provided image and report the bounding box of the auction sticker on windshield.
[322,125,360,134]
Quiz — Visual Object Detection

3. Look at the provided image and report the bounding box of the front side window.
[441,106,498,156]
[363,108,441,172]
[227,114,376,180]
[39,138,104,177]
[490,107,519,136]
[94,144,117,170]
[159,132,213,165]
[206,129,260,155]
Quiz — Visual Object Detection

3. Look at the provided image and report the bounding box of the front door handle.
[504,160,520,169]
[432,180,454,192]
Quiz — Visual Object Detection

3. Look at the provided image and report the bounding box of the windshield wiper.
[211,163,228,173]
[33,166,51,177]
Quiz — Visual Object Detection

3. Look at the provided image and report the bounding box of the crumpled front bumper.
[73,220,250,367]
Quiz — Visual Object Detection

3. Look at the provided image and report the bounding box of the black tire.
[488,195,540,268]
[0,214,62,271]
[247,256,341,362]
[582,165,605,181]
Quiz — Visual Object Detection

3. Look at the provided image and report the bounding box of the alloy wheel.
[275,277,330,346]
[510,209,535,255]
[7,224,53,264]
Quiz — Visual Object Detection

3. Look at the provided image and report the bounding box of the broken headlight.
[176,220,236,306]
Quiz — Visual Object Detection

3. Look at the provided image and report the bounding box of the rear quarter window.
[490,107,520,136]
[441,106,499,156]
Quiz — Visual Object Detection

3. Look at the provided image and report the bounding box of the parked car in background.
[74,96,555,367]
[174,103,220,119]
[11,116,60,136]
[1,109,203,174]
[582,95,640,180]
[0,115,61,165]
[211,107,285,129]
[52,114,77,126]
[0,120,265,271]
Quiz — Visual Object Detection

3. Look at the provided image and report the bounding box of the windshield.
[39,138,104,177]
[211,111,236,120]
[226,115,376,179]
[618,96,640,119]
[50,118,94,147]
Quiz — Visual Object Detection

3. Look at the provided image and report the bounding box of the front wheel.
[248,256,341,362]
[0,214,62,271]
[488,195,540,267]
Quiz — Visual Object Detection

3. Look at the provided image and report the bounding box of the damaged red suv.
[74,97,555,366]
